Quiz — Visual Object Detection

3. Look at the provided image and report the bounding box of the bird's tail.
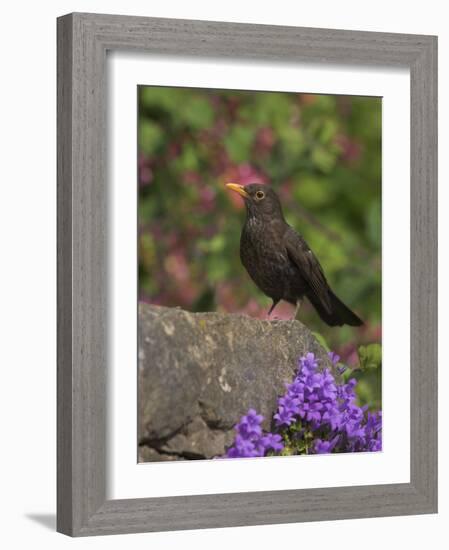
[307,290,363,327]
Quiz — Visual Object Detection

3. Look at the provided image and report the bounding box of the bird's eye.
[255,190,265,200]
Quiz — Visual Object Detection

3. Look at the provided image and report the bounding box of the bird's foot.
[269,316,283,326]
[292,300,302,321]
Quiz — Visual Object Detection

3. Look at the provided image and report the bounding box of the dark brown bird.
[226,183,363,327]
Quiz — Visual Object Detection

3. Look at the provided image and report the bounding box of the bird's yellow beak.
[225,183,249,198]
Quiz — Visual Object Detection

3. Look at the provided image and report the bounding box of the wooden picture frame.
[57,12,437,536]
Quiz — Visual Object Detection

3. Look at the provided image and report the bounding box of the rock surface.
[138,303,332,461]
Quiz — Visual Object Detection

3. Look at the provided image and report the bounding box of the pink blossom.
[254,127,275,155]
[164,251,190,282]
[335,134,363,164]
[138,154,153,186]
[199,186,216,212]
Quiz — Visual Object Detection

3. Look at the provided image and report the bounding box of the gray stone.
[138,446,179,462]
[158,416,234,459]
[138,303,332,461]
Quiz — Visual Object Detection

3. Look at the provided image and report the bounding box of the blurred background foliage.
[138,86,381,406]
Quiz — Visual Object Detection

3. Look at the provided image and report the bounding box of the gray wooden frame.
[57,12,438,537]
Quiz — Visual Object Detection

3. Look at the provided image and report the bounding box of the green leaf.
[139,120,163,155]
[280,446,294,456]
[319,118,338,144]
[366,199,381,248]
[311,145,337,173]
[279,126,306,156]
[312,331,330,351]
[293,175,337,209]
[206,256,229,283]
[176,143,199,171]
[197,234,226,254]
[358,343,382,370]
[182,97,214,129]
[223,126,255,163]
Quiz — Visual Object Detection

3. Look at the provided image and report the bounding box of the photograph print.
[137,86,382,462]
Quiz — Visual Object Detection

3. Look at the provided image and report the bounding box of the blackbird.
[226,183,363,327]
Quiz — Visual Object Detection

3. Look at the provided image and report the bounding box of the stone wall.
[138,303,332,461]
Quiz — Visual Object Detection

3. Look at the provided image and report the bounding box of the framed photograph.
[57,12,437,536]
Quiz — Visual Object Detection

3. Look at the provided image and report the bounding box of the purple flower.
[314,435,340,454]
[299,352,319,374]
[321,401,342,430]
[225,409,284,458]
[338,378,357,407]
[364,411,382,451]
[319,369,338,399]
[328,351,340,365]
[285,379,305,399]
[236,408,264,439]
[226,435,259,458]
[274,392,302,427]
[224,351,382,459]
[274,406,297,427]
[260,433,284,453]
[299,400,323,423]
[369,439,382,451]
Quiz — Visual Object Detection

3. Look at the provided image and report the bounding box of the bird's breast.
[239,220,293,299]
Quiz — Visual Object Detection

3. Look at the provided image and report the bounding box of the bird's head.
[225,183,285,222]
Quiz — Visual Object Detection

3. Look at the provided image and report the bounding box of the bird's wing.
[284,227,332,314]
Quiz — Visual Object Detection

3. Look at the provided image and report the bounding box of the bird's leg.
[293,299,303,320]
[267,299,279,317]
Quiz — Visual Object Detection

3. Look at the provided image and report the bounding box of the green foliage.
[312,331,330,351]
[279,421,316,456]
[353,343,382,410]
[339,343,382,410]
[358,343,382,371]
